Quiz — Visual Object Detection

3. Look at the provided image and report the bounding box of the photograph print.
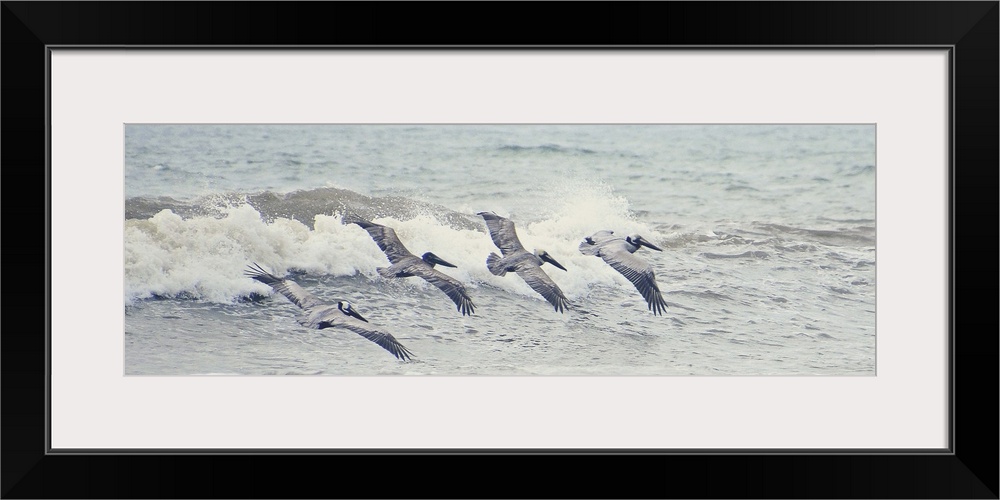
[124,124,875,376]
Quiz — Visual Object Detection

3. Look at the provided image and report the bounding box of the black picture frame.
[3,2,996,498]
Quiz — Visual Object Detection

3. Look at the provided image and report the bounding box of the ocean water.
[124,124,876,375]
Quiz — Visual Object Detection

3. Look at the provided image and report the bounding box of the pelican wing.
[579,230,619,256]
[514,265,569,313]
[306,308,414,361]
[351,218,415,264]
[334,321,415,361]
[478,212,526,255]
[405,264,476,316]
[245,263,324,311]
[587,230,616,243]
[599,244,667,315]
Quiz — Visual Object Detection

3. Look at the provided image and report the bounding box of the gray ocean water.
[124,124,875,375]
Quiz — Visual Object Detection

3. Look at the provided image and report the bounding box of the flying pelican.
[346,216,475,316]
[579,230,668,315]
[244,262,414,361]
[477,211,569,313]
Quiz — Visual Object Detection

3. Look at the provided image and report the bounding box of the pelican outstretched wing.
[514,265,569,313]
[599,244,667,315]
[333,320,414,361]
[477,212,526,255]
[579,230,618,256]
[245,262,324,311]
[299,306,414,361]
[407,265,476,316]
[348,217,415,264]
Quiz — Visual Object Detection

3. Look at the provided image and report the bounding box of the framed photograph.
[4,2,996,498]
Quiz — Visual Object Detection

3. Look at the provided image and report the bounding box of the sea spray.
[123,182,669,306]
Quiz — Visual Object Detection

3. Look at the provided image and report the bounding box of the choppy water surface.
[124,124,875,375]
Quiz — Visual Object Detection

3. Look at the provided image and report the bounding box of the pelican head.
[626,235,663,252]
[421,252,457,268]
[535,249,567,271]
[337,301,368,322]
[584,230,614,245]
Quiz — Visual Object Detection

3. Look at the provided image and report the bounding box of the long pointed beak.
[542,254,568,271]
[424,253,458,268]
[640,240,663,252]
[345,305,368,323]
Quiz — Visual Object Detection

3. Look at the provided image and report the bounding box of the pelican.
[477,211,569,313]
[244,263,414,361]
[579,230,668,315]
[346,216,475,316]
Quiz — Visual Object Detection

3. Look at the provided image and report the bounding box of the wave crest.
[124,184,663,306]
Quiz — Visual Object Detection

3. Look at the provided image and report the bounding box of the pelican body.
[245,263,414,360]
[579,230,667,315]
[347,216,475,316]
[478,211,569,313]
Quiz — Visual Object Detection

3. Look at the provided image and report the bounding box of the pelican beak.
[639,238,663,252]
[341,303,369,322]
[424,252,458,268]
[348,308,369,322]
[542,254,568,271]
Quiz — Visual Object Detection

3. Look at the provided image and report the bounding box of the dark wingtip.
[342,213,373,228]
[648,297,668,316]
[244,262,275,282]
[554,299,569,314]
[395,344,415,361]
[459,299,476,316]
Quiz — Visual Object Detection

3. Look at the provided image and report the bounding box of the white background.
[50,51,949,450]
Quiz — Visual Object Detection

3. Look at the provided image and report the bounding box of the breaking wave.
[124,183,664,305]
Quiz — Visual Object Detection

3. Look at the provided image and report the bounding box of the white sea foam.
[125,205,380,305]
